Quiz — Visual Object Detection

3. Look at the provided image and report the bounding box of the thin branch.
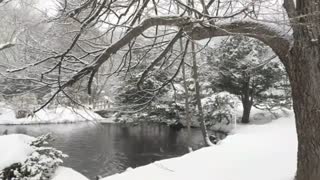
[137,29,183,89]
[0,29,23,51]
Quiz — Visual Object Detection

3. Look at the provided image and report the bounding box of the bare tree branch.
[283,0,297,29]
[283,0,297,19]
[33,15,292,111]
[0,30,21,51]
[0,42,15,51]
[137,28,183,89]
[60,16,191,89]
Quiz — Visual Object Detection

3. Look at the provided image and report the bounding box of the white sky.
[36,0,58,16]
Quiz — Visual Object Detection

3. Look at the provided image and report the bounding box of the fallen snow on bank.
[51,167,89,180]
[103,113,297,180]
[0,134,89,180]
[0,106,109,125]
[0,134,35,170]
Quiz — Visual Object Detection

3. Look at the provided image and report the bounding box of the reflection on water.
[0,122,203,179]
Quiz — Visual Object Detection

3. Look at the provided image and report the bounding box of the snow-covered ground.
[102,112,297,180]
[51,167,89,180]
[0,105,113,125]
[0,134,35,171]
[0,111,297,180]
[0,134,89,180]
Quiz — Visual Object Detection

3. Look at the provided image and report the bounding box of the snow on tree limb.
[189,21,291,62]
[137,28,184,90]
[65,17,291,88]
[0,29,23,51]
[59,16,191,89]
[35,15,292,111]
[0,42,15,51]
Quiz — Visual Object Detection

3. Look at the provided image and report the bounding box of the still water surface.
[1,122,203,179]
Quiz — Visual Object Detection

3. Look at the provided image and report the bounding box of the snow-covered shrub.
[8,93,38,110]
[202,92,236,127]
[115,69,170,111]
[0,134,67,180]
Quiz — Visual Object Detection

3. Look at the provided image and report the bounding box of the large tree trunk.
[285,1,320,180]
[288,41,320,180]
[241,99,252,124]
[288,42,320,180]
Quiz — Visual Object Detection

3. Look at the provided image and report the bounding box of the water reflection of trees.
[0,123,203,179]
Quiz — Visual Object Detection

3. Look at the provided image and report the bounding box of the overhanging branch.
[189,21,291,62]
[137,28,183,89]
[60,16,192,89]
[63,17,291,90]
[37,15,291,111]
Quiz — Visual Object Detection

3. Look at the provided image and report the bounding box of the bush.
[202,92,236,126]
[0,134,68,180]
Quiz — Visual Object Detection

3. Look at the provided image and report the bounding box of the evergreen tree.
[209,36,288,123]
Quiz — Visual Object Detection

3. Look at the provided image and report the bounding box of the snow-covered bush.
[115,69,170,111]
[0,134,67,180]
[202,92,236,127]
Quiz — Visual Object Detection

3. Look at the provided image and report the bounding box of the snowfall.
[0,110,297,180]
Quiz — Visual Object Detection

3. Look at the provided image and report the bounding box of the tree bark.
[180,39,192,150]
[283,1,320,179]
[285,30,320,180]
[191,42,212,146]
[241,77,253,124]
[241,99,252,124]
[183,60,193,151]
[287,41,320,180]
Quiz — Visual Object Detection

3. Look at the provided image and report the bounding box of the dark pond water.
[0,122,204,179]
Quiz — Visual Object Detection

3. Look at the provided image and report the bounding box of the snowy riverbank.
[0,111,297,180]
[0,134,88,180]
[102,111,297,180]
[0,105,113,125]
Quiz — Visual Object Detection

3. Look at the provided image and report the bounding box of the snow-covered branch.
[60,16,191,89]
[36,15,292,111]
[189,21,291,62]
[0,41,15,51]
[0,29,23,51]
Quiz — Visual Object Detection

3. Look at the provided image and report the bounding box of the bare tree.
[4,0,320,179]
